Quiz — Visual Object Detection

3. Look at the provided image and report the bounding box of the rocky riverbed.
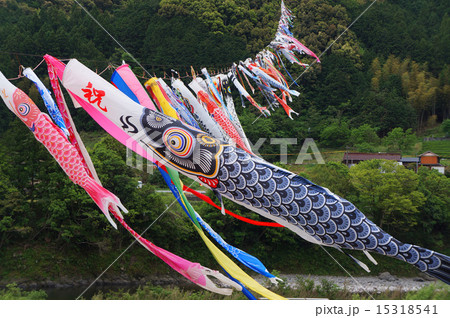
[256,272,438,294]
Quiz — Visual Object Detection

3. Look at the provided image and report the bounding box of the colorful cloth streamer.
[156,78,201,129]
[188,77,247,146]
[238,61,299,120]
[110,206,242,295]
[196,212,280,283]
[201,68,233,121]
[182,185,283,228]
[228,67,270,116]
[217,74,252,150]
[159,163,279,282]
[23,67,70,138]
[245,61,299,99]
[144,77,179,119]
[275,50,300,85]
[111,63,156,112]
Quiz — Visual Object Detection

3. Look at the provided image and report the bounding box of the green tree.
[349,160,425,233]
[319,121,350,148]
[349,124,380,151]
[441,119,450,136]
[0,146,27,248]
[413,168,450,248]
[307,162,355,199]
[0,284,47,300]
[382,127,417,152]
[353,91,416,135]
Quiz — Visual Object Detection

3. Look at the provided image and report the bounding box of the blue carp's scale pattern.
[214,146,449,280]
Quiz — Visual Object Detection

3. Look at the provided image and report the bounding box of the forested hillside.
[0,0,449,285]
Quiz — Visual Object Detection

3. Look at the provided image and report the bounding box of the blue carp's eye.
[17,103,30,116]
[163,127,194,158]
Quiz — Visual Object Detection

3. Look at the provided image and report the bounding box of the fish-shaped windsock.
[217,74,252,150]
[143,77,279,285]
[144,77,180,119]
[201,68,233,120]
[43,55,103,186]
[238,63,298,120]
[156,78,201,129]
[197,90,252,154]
[279,34,320,63]
[0,71,126,229]
[23,68,70,137]
[237,64,277,94]
[246,62,300,98]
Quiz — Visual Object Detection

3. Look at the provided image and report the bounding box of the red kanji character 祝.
[81,82,107,112]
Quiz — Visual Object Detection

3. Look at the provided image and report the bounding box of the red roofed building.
[418,151,445,174]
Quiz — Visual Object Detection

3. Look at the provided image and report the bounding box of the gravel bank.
[257,273,438,294]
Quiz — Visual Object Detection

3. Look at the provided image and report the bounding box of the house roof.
[400,157,420,163]
[419,151,439,157]
[342,152,402,162]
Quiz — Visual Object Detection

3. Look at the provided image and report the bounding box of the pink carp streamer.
[44,55,101,184]
[281,34,320,63]
[2,85,125,229]
[197,91,252,154]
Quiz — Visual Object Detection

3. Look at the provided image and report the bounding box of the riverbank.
[1,243,447,299]
[0,271,440,300]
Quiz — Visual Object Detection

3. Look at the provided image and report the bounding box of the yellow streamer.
[144,77,179,119]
